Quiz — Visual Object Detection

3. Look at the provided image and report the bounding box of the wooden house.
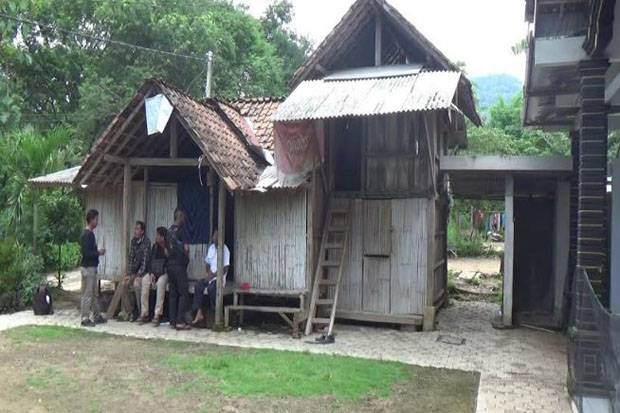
[30,0,480,332]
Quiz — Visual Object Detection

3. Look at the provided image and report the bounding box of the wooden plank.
[169,116,178,158]
[79,100,146,185]
[426,198,436,315]
[233,289,307,297]
[338,199,363,312]
[142,168,149,228]
[215,181,226,328]
[336,310,423,325]
[362,256,390,313]
[363,200,391,255]
[503,175,515,327]
[121,162,131,275]
[104,155,198,167]
[375,14,382,66]
[226,305,302,313]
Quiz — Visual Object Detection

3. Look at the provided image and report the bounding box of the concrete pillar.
[503,175,514,327]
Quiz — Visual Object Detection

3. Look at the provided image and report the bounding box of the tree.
[40,190,82,288]
[260,0,311,86]
[0,0,310,142]
[0,127,81,243]
[465,93,570,157]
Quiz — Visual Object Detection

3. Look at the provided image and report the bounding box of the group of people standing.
[78,208,230,330]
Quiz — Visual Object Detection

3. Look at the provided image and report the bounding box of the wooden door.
[362,257,391,313]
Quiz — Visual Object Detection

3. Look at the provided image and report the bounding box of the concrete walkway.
[0,301,570,412]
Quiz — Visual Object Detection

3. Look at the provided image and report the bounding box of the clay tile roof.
[230,97,284,151]
[153,80,267,190]
[76,79,268,191]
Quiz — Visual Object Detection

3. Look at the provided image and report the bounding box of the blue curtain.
[177,181,211,244]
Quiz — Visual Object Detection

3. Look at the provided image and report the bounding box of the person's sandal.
[152,316,160,327]
[175,323,191,331]
[138,316,149,325]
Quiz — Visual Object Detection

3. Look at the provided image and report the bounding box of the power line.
[0,12,208,63]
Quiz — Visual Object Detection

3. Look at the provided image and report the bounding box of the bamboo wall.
[234,190,308,291]
[84,182,209,281]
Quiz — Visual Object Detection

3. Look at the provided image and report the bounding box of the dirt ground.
[0,325,479,413]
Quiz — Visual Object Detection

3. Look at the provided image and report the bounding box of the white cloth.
[205,243,230,286]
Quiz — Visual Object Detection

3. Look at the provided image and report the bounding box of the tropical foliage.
[0,0,310,308]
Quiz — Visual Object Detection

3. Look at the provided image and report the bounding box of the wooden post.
[170,116,178,158]
[208,169,215,233]
[215,180,226,328]
[121,162,132,275]
[374,15,382,66]
[143,167,149,229]
[503,175,514,327]
[32,188,39,252]
[106,161,132,319]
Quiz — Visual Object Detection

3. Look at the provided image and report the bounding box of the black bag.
[32,284,53,316]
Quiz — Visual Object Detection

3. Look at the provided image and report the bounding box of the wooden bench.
[224,289,307,337]
[103,276,234,319]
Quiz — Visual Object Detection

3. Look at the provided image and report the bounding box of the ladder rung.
[311,317,331,324]
[316,299,334,305]
[324,243,344,249]
[319,279,337,286]
[321,260,340,267]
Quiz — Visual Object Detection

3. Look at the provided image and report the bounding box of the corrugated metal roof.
[29,166,81,188]
[323,64,422,81]
[273,70,462,122]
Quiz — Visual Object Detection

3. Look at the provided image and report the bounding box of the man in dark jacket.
[79,209,106,327]
[138,226,169,326]
[167,208,191,330]
[118,221,150,322]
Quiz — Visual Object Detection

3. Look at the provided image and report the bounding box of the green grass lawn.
[0,325,479,412]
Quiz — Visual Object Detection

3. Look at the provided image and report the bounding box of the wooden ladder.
[305,199,351,336]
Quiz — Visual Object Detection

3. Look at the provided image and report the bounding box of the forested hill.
[472,74,522,113]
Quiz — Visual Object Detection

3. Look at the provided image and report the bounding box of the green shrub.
[0,240,45,313]
[42,242,80,272]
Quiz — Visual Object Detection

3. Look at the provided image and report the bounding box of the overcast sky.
[239,0,528,81]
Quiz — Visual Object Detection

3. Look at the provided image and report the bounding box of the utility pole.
[205,51,214,98]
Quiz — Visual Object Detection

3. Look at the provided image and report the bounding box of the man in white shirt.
[192,229,230,326]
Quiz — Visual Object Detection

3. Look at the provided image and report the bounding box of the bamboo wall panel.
[362,257,391,313]
[337,199,364,311]
[363,200,391,256]
[146,183,177,242]
[390,198,428,315]
[235,190,308,291]
[85,187,123,279]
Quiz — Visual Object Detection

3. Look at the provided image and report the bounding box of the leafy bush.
[40,190,82,288]
[42,242,80,272]
[0,240,45,313]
